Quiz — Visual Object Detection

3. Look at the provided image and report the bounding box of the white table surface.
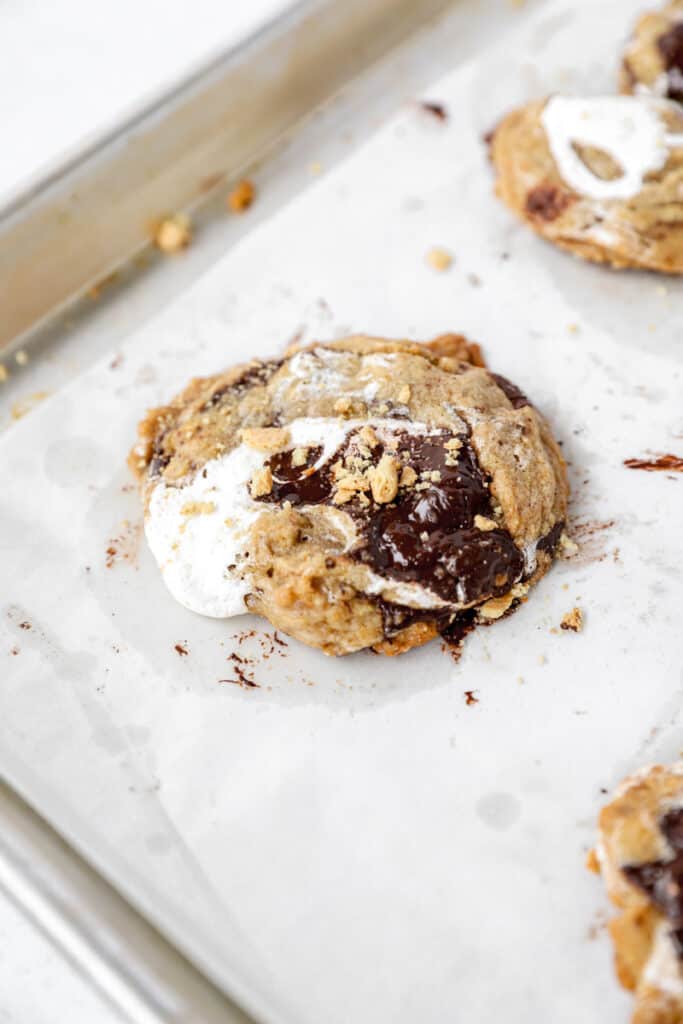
[0,2,292,1020]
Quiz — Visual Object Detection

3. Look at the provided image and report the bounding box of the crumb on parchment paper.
[11,392,50,420]
[561,607,583,633]
[426,247,453,272]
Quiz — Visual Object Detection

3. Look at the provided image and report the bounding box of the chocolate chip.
[525,185,573,222]
[623,808,683,958]
[658,23,683,102]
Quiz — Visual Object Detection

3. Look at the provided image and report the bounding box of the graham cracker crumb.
[291,446,309,467]
[444,437,462,452]
[155,214,192,253]
[180,500,216,517]
[561,607,583,633]
[399,465,417,488]
[474,514,497,532]
[228,179,255,213]
[478,592,514,620]
[397,384,411,404]
[368,454,399,504]
[0,364,8,382]
[426,246,453,272]
[559,532,579,558]
[241,427,290,452]
[250,466,273,498]
[334,396,353,416]
[359,425,379,448]
[15,349,29,366]
[585,849,600,874]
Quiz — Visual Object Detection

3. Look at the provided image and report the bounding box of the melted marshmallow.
[145,417,444,619]
[541,96,683,200]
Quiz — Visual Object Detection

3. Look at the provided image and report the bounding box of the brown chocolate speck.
[10,646,19,656]
[174,643,189,657]
[18,621,31,631]
[624,454,683,473]
[526,184,573,222]
[420,100,448,121]
[109,354,124,370]
[221,656,259,689]
[105,520,143,569]
[464,690,479,706]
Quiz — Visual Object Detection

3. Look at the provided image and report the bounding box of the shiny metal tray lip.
[0,0,455,355]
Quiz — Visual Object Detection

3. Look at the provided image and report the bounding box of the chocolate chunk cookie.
[594,764,683,1023]
[621,1,683,103]
[490,94,683,272]
[130,335,568,656]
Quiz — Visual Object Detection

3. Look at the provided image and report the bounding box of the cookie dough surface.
[131,335,568,656]
[490,94,683,272]
[596,764,683,1024]
[621,1,683,102]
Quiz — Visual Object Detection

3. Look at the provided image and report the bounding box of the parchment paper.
[2,1,682,1021]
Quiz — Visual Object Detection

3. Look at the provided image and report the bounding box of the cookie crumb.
[559,532,579,557]
[15,349,29,366]
[359,425,379,448]
[334,396,353,415]
[241,427,290,452]
[478,593,514,620]
[291,446,309,467]
[180,500,216,517]
[426,246,453,272]
[399,465,417,488]
[155,214,191,252]
[368,454,399,504]
[397,384,411,404]
[474,514,498,532]
[250,466,273,498]
[227,179,255,213]
[561,607,583,633]
[585,848,600,874]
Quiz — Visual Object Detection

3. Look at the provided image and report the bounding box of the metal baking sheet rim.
[0,0,455,352]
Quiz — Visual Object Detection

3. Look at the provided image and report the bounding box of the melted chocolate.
[623,808,683,958]
[266,447,326,505]
[537,521,564,557]
[490,373,530,410]
[258,427,524,610]
[525,184,573,222]
[658,23,683,102]
[360,436,523,604]
[376,598,452,638]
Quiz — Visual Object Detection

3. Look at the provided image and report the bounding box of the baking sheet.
[2,0,683,1021]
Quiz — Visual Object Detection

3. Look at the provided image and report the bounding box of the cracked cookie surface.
[596,764,683,1024]
[130,335,567,656]
[490,94,683,272]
